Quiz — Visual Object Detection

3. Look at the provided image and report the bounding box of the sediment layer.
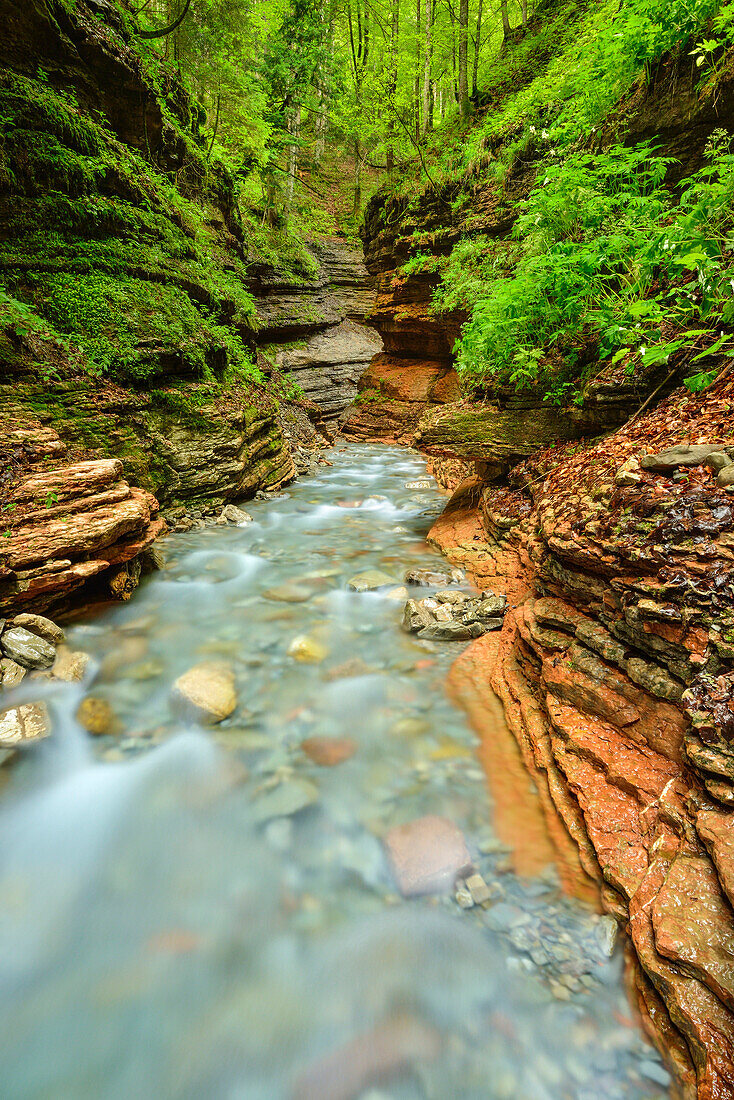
[428,374,734,1099]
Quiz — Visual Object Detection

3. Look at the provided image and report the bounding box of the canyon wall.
[425,377,734,1100]
[0,0,378,614]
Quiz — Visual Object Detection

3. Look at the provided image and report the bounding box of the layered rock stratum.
[425,373,734,1099]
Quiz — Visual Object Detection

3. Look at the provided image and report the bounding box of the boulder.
[220,504,253,525]
[419,622,485,641]
[347,569,397,592]
[641,444,734,471]
[0,702,50,748]
[402,598,435,634]
[0,658,26,689]
[171,662,237,724]
[11,613,65,644]
[405,567,461,586]
[384,814,473,896]
[1,627,56,669]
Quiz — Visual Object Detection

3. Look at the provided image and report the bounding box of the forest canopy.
[134,0,523,229]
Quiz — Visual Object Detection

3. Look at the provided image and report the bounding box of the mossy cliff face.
[0,0,303,612]
[427,377,734,1100]
[0,0,302,510]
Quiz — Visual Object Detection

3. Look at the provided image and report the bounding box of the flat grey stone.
[1,627,56,669]
[252,778,319,822]
[641,444,733,471]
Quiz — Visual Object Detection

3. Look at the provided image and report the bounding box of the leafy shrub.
[455,134,734,395]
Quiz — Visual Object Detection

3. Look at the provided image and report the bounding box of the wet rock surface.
[0,428,165,616]
[424,374,734,1097]
[402,590,507,641]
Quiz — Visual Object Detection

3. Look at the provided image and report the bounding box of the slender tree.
[471,0,482,100]
[458,0,469,118]
[421,0,433,135]
[386,0,400,174]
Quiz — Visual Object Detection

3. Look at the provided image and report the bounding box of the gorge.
[3,0,734,1097]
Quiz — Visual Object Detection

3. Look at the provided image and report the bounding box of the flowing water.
[0,443,670,1099]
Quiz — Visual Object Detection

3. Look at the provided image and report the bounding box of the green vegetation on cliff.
[370,0,734,404]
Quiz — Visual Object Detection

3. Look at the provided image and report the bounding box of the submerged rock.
[384,814,473,897]
[301,736,357,766]
[292,1014,441,1100]
[52,646,92,683]
[251,778,319,822]
[171,662,237,724]
[347,569,397,591]
[76,697,117,736]
[287,634,329,662]
[263,582,313,603]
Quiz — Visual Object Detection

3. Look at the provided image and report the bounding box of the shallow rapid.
[0,443,670,1099]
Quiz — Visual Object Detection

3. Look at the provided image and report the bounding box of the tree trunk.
[472,0,483,99]
[385,0,399,174]
[353,137,362,215]
[521,0,528,26]
[458,0,469,119]
[285,104,300,221]
[421,0,432,135]
[414,0,421,139]
[500,0,511,38]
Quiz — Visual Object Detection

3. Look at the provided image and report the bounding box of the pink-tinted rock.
[292,1014,441,1100]
[301,736,356,766]
[384,814,472,897]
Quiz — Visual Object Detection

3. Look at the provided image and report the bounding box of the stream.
[0,443,671,1099]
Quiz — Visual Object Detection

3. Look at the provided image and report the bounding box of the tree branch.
[138,0,192,40]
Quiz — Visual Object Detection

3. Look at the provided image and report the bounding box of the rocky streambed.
[0,443,671,1099]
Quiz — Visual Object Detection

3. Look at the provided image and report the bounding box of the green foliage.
[29,273,259,384]
[455,135,734,394]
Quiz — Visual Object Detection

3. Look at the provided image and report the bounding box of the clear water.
[0,444,669,1099]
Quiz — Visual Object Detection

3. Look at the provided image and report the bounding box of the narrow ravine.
[0,443,670,1099]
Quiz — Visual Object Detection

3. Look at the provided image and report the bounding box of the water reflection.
[0,445,669,1098]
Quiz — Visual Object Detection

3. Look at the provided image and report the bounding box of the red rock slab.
[12,458,123,502]
[19,483,131,524]
[697,808,734,910]
[300,736,356,766]
[542,653,641,728]
[384,814,472,897]
[629,855,734,1100]
[8,560,108,609]
[651,852,734,1012]
[548,716,650,902]
[358,354,450,404]
[292,1014,441,1100]
[546,698,679,805]
[6,488,152,568]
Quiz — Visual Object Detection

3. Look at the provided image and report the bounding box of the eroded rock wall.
[254,237,382,428]
[428,375,734,1099]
